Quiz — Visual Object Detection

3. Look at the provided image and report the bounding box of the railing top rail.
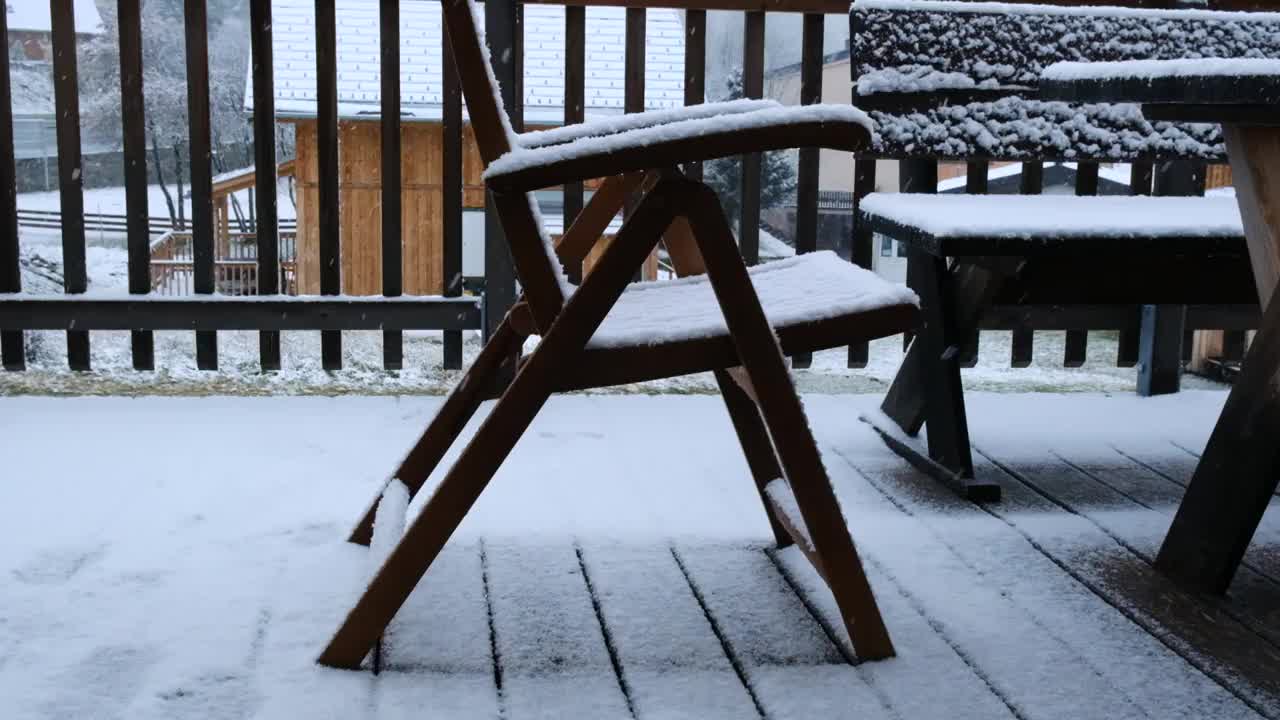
[521,0,850,13]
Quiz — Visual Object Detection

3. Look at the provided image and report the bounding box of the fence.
[16,209,299,237]
[149,230,299,297]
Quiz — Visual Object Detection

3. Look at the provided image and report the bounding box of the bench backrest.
[849,0,1280,162]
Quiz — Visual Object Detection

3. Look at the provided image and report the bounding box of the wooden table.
[1041,58,1280,594]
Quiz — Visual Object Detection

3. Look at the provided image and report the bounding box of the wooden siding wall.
[294,119,487,295]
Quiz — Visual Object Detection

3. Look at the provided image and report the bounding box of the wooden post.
[563,6,586,283]
[316,0,342,369]
[739,11,764,266]
[250,0,281,370]
[442,16,465,369]
[0,0,17,369]
[848,157,876,368]
[791,12,823,369]
[482,0,519,343]
[682,10,706,182]
[381,0,404,370]
[119,0,153,370]
[50,0,90,370]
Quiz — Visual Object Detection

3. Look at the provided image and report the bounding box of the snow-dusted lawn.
[3,390,1275,719]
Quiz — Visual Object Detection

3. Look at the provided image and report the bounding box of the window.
[880,236,893,257]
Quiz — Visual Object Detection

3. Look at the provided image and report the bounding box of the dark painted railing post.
[792,12,823,369]
[624,3,645,258]
[1011,161,1044,367]
[1137,160,1204,396]
[442,17,464,370]
[899,158,936,352]
[1118,161,1154,368]
[0,0,23,370]
[50,0,89,370]
[483,0,519,343]
[739,10,765,266]
[956,160,988,368]
[251,0,281,371]
[381,0,404,371]
[563,5,586,284]
[119,0,153,370]
[848,156,876,368]
[1063,162,1100,368]
[682,9,706,182]
[316,0,342,369]
[185,0,218,370]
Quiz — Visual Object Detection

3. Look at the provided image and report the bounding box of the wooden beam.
[250,0,282,370]
[0,0,22,370]
[683,9,706,181]
[0,297,483,331]
[442,14,465,369]
[316,0,342,369]
[381,0,404,370]
[791,12,823,369]
[50,0,89,370]
[739,11,765,266]
[563,5,586,282]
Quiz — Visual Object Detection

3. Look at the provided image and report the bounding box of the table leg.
[1154,125,1280,593]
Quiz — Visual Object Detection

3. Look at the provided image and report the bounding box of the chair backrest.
[849,0,1280,162]
[440,0,567,329]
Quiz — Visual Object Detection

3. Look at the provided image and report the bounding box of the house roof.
[937,162,1134,194]
[250,0,686,124]
[5,0,102,34]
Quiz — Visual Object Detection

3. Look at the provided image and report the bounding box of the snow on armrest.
[765,479,814,553]
[516,99,782,149]
[1042,58,1280,83]
[485,105,873,182]
[369,480,410,578]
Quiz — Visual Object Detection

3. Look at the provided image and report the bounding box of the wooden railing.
[0,0,845,376]
[149,230,299,297]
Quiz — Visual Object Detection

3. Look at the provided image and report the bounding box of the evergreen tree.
[703,68,797,225]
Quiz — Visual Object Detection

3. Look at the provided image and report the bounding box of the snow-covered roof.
[251,0,685,124]
[5,0,102,34]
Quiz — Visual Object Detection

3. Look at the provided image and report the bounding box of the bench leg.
[347,318,522,545]
[1137,304,1186,397]
[879,259,1003,501]
[686,184,894,661]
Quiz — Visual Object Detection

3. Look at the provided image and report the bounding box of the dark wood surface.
[316,0,342,370]
[50,0,89,370]
[381,0,404,371]
[563,5,586,282]
[847,157,876,368]
[0,0,19,370]
[250,0,282,371]
[185,0,218,370]
[0,297,483,331]
[791,12,823,370]
[682,9,706,181]
[442,20,465,370]
[119,0,153,371]
[738,11,765,266]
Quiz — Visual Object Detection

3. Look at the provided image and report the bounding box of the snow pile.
[859,193,1244,239]
[1042,58,1280,82]
[850,0,1280,159]
[588,250,917,349]
[369,480,410,576]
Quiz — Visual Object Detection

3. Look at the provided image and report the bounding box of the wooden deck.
[2,392,1277,719]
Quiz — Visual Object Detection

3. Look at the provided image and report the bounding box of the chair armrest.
[516,99,782,149]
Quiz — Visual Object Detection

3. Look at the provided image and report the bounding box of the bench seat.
[859,193,1246,257]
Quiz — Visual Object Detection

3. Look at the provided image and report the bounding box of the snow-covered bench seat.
[552,251,919,390]
[849,0,1280,160]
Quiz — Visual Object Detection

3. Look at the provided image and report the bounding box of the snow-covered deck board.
[2,392,1277,719]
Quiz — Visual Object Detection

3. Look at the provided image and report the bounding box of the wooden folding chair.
[318,0,919,669]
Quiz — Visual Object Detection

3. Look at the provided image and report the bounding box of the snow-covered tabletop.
[1040,59,1280,108]
[859,194,1246,256]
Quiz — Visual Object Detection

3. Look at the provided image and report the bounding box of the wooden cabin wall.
[293,119,489,295]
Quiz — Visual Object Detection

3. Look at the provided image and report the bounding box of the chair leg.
[319,178,685,669]
[347,319,522,545]
[714,369,793,549]
[683,183,895,661]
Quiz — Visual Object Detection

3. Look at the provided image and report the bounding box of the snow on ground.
[0,391,1268,719]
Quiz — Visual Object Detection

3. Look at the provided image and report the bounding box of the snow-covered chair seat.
[859,193,1247,256]
[559,250,919,388]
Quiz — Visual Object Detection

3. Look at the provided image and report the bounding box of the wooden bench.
[848,0,1280,499]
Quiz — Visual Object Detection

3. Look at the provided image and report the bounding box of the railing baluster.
[0,0,22,370]
[792,12,823,369]
[739,10,765,266]
[563,5,586,283]
[316,0,342,370]
[848,156,876,368]
[442,12,464,369]
[1011,161,1042,367]
[483,0,518,342]
[1118,160,1153,367]
[251,0,281,370]
[50,0,89,370]
[1065,162,1099,368]
[959,160,987,368]
[117,0,153,370]
[185,0,217,369]
[381,0,403,370]
[682,9,705,181]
